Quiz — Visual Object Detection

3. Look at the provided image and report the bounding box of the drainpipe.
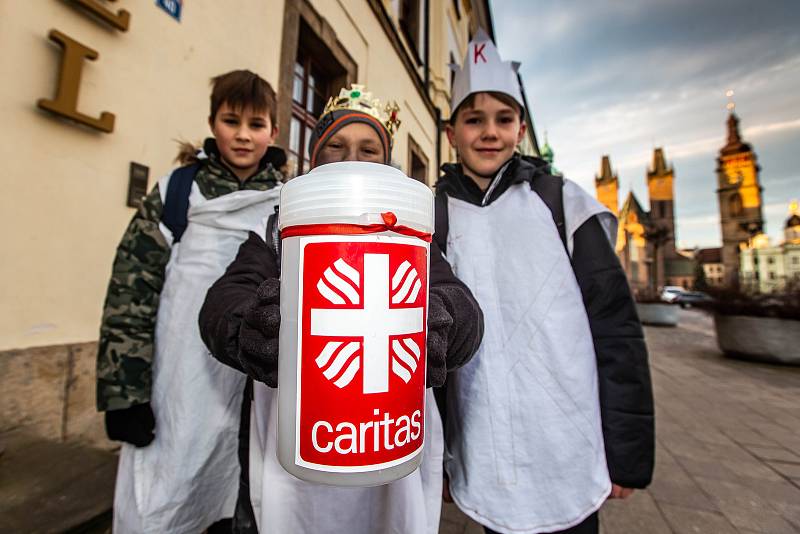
[435,106,442,182]
[423,0,430,92]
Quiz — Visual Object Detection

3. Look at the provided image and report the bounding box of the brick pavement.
[440,309,800,534]
[3,309,797,533]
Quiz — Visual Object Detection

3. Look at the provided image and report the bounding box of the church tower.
[540,133,561,176]
[595,155,619,217]
[647,148,677,258]
[716,111,764,285]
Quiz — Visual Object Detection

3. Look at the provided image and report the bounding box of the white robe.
[113,182,281,534]
[444,181,616,534]
[249,385,444,533]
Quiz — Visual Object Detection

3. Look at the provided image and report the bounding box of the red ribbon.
[281,211,432,242]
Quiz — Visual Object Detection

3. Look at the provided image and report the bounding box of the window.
[792,256,799,265]
[407,135,429,183]
[398,0,421,64]
[449,52,456,91]
[729,193,743,217]
[768,272,776,280]
[288,46,330,177]
[767,257,775,265]
[451,0,461,19]
[277,2,356,178]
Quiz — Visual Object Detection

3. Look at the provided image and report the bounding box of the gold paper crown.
[322,84,402,136]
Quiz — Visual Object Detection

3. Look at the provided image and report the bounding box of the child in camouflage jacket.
[96,69,283,533]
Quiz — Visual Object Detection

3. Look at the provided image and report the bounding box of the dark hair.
[209,69,277,124]
[449,91,524,125]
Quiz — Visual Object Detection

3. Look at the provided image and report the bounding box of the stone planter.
[636,302,679,326]
[714,314,800,365]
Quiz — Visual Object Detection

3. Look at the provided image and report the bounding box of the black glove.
[239,278,281,387]
[426,290,453,388]
[105,402,156,447]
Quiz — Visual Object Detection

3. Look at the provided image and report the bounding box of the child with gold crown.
[199,84,484,533]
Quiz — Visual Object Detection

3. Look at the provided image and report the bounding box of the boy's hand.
[239,278,281,387]
[426,291,453,388]
[609,484,634,499]
[105,402,156,447]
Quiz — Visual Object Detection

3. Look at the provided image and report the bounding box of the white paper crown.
[450,28,524,114]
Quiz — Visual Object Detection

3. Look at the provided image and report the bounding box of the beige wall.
[0,0,479,353]
[0,1,285,351]
[308,0,471,186]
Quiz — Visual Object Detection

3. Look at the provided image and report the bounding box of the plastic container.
[276,161,434,486]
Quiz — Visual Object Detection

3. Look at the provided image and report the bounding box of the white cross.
[310,253,423,394]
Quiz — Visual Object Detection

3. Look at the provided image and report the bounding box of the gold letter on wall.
[71,0,131,32]
[37,29,115,133]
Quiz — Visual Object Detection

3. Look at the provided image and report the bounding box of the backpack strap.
[434,191,449,255]
[265,207,281,270]
[433,165,566,257]
[162,162,201,244]
[529,173,568,255]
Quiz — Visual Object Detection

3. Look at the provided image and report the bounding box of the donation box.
[276,161,434,486]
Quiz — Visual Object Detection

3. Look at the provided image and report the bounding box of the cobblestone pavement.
[440,309,800,534]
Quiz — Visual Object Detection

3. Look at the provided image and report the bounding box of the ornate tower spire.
[649,148,669,176]
[597,155,617,184]
[721,89,750,155]
[595,155,619,216]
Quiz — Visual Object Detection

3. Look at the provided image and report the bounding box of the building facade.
[694,247,726,288]
[739,203,800,293]
[617,191,651,293]
[1,0,510,444]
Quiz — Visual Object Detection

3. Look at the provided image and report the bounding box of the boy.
[438,31,654,534]
[96,70,283,533]
[199,85,484,533]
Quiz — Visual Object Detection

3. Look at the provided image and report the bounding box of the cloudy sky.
[491,0,800,248]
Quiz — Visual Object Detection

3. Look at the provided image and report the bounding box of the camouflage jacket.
[96,139,282,411]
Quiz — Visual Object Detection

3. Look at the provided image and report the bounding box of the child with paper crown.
[436,30,654,534]
[198,84,484,533]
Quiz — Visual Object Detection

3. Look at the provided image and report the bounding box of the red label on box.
[296,237,428,471]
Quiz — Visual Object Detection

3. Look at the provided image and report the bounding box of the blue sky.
[491,0,800,248]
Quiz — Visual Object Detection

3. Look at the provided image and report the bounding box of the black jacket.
[199,232,483,379]
[436,154,655,489]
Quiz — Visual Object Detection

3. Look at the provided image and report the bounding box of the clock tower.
[717,111,764,285]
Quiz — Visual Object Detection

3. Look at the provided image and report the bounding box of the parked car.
[674,291,713,308]
[660,286,686,303]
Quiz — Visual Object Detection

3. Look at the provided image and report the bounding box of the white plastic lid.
[278,161,434,234]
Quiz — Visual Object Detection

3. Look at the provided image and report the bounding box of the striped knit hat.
[308,85,401,168]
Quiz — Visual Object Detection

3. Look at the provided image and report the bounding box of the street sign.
[155,0,181,22]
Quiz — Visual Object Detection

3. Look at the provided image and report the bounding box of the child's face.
[210,103,277,180]
[446,93,526,186]
[315,122,385,167]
